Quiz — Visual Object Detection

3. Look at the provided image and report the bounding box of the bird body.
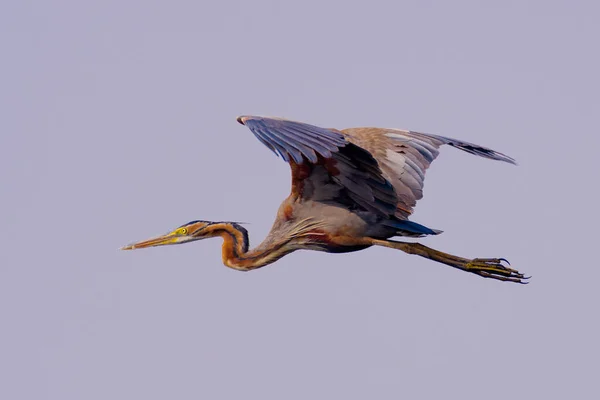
[122,116,528,283]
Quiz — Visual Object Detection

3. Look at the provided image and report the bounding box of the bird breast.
[276,199,374,238]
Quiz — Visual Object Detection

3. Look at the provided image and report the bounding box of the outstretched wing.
[237,116,516,222]
[236,116,346,163]
[237,115,398,216]
[342,127,516,219]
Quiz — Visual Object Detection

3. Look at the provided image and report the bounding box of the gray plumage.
[122,115,527,284]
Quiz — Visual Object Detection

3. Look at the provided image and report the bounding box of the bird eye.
[179,228,188,235]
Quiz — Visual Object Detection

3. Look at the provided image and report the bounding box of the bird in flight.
[122,116,528,283]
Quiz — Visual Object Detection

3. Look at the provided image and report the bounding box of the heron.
[121,116,528,283]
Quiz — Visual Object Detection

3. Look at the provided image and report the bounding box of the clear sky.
[2,1,599,399]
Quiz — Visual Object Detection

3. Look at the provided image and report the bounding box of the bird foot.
[463,258,529,284]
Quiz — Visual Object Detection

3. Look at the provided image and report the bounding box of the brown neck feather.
[202,223,293,271]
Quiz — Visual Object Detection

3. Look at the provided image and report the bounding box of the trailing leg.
[369,238,528,284]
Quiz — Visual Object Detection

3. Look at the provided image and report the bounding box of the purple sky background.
[2,1,599,399]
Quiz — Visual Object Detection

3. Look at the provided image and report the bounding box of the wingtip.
[236,116,247,125]
[487,151,518,166]
[501,154,518,166]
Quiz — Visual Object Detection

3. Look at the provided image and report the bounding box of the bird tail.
[383,219,443,238]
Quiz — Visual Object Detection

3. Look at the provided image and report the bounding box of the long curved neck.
[202,223,293,271]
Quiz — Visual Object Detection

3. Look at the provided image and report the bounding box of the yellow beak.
[120,233,178,250]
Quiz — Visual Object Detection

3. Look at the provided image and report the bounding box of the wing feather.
[238,115,346,163]
[238,115,398,217]
[342,127,516,219]
[237,116,515,222]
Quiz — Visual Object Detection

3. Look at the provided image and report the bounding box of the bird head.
[120,220,214,250]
